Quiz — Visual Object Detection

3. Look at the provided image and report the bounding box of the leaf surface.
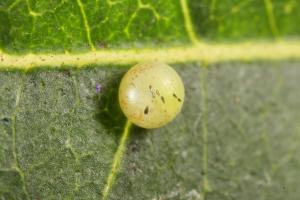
[0,0,300,200]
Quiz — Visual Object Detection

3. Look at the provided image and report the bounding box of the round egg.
[119,62,185,129]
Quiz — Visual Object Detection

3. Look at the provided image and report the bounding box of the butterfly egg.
[119,61,185,129]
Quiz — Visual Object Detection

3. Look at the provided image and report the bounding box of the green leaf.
[0,0,189,53]
[189,0,300,40]
[0,0,300,200]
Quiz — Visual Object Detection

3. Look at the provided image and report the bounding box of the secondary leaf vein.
[101,120,132,200]
[264,0,280,38]
[180,0,199,44]
[200,66,209,199]
[11,78,30,200]
[76,0,96,51]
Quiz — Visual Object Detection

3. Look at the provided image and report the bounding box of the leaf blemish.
[129,142,139,152]
[161,96,165,103]
[1,117,10,124]
[96,83,102,93]
[63,70,71,77]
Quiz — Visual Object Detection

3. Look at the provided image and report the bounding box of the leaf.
[0,0,300,200]
[0,0,189,53]
[189,0,300,40]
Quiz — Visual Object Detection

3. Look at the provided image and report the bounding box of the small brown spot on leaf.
[63,70,71,77]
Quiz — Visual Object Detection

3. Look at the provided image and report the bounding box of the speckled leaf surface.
[0,0,300,200]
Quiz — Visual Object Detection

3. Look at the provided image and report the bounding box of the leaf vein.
[11,78,31,200]
[101,120,132,200]
[76,0,96,51]
[1,42,300,70]
[180,0,199,44]
[200,66,209,199]
[264,0,280,38]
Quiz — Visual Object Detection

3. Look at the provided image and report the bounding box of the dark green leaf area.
[0,63,300,199]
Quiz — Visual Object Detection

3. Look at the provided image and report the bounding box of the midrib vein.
[0,41,300,70]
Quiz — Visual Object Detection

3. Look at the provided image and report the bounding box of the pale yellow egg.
[119,62,185,129]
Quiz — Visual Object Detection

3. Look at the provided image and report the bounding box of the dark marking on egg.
[156,90,160,96]
[173,93,182,102]
[144,106,149,115]
[151,92,156,98]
